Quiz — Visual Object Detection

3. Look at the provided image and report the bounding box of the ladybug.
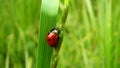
[46,28,59,47]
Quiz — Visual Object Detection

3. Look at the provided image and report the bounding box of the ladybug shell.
[46,32,58,47]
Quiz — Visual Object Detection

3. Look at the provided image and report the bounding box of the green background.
[0,0,120,68]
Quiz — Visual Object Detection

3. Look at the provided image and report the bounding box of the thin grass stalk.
[104,0,112,68]
[85,0,99,67]
[83,8,91,49]
[98,0,105,67]
[113,6,120,67]
[113,3,120,68]
[118,15,120,68]
[82,1,91,68]
[85,0,97,30]
[15,0,30,67]
[5,43,9,68]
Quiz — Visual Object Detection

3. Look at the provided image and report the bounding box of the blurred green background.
[0,0,120,68]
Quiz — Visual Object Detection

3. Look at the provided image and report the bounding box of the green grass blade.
[85,0,97,30]
[112,1,120,68]
[37,0,59,68]
[105,0,112,68]
[98,0,105,64]
[82,2,90,68]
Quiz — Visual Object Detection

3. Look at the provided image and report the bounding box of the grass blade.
[37,0,59,68]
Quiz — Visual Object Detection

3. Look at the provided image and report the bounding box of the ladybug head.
[50,27,60,35]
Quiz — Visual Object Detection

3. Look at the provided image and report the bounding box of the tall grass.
[0,0,40,68]
[58,0,120,68]
[0,0,120,68]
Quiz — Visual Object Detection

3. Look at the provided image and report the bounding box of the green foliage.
[58,0,120,68]
[0,0,120,68]
[0,0,40,68]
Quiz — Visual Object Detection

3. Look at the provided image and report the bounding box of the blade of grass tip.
[37,0,59,68]
[104,0,112,68]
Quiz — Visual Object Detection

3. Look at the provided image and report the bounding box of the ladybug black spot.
[53,38,56,40]
[48,39,51,41]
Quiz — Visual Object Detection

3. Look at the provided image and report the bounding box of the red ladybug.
[46,28,59,47]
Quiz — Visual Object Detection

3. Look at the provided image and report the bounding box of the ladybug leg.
[54,30,63,49]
